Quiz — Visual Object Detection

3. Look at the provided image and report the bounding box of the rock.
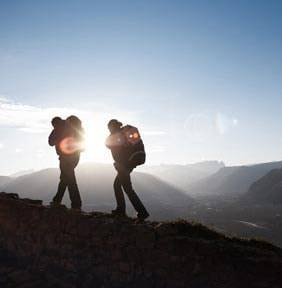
[21,198,43,206]
[0,192,19,199]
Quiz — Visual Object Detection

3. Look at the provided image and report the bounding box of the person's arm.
[48,130,57,146]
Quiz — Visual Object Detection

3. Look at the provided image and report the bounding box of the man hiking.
[106,119,149,221]
[49,115,84,211]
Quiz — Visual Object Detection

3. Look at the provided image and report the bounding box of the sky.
[0,0,282,175]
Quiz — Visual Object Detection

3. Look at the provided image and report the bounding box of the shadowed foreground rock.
[0,193,281,287]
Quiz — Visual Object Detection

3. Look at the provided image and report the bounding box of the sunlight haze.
[0,0,282,174]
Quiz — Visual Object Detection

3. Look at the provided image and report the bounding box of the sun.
[82,121,112,163]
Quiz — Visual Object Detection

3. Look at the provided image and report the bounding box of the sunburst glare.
[82,120,112,163]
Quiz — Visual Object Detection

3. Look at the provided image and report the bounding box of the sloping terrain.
[0,193,281,288]
[244,169,282,204]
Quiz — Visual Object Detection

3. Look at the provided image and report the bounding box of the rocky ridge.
[0,192,281,287]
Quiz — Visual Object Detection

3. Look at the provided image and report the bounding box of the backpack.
[122,125,146,167]
[58,124,85,155]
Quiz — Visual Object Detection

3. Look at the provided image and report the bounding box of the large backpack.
[58,123,85,155]
[122,125,146,167]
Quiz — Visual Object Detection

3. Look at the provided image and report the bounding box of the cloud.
[36,149,45,158]
[0,97,87,133]
[143,131,166,136]
[147,145,166,153]
[0,96,144,137]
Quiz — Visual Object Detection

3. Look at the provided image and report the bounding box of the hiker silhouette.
[49,115,84,210]
[106,119,149,221]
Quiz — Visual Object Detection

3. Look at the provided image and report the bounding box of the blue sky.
[0,0,282,174]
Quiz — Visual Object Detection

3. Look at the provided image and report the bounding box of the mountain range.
[139,160,224,191]
[1,163,194,221]
[244,169,282,204]
[185,161,282,200]
[142,160,282,247]
[3,160,282,246]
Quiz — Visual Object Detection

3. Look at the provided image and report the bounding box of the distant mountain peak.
[10,169,35,178]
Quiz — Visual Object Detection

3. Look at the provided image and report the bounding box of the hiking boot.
[49,201,62,208]
[136,211,150,222]
[71,207,81,213]
[111,209,126,217]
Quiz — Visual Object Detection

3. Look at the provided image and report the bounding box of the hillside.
[0,176,11,188]
[186,161,282,199]
[0,192,281,287]
[245,169,282,204]
[140,161,224,191]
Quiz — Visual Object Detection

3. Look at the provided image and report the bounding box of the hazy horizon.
[5,159,282,178]
[1,1,282,174]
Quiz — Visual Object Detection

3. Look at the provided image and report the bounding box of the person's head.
[67,115,82,128]
[51,116,64,128]
[108,119,122,133]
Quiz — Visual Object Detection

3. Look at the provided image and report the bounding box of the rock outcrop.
[0,192,281,287]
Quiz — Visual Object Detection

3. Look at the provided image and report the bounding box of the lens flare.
[126,130,140,144]
[59,137,83,155]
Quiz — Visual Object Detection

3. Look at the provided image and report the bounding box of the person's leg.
[118,167,149,219]
[113,175,126,214]
[66,156,82,209]
[68,181,81,209]
[53,180,67,204]
[52,159,67,204]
